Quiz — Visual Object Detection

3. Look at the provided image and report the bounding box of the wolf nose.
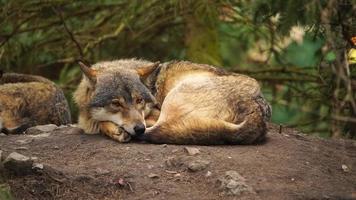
[134,124,145,135]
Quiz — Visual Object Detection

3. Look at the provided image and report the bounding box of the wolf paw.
[99,122,131,143]
[111,127,131,143]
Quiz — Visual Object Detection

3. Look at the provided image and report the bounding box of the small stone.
[16,139,33,145]
[291,178,295,181]
[341,164,350,172]
[171,149,179,153]
[162,144,168,148]
[206,171,212,177]
[148,173,159,179]
[95,168,110,175]
[147,164,154,169]
[227,156,232,159]
[14,146,28,150]
[187,159,210,172]
[218,170,254,196]
[28,132,51,138]
[53,146,59,150]
[26,124,58,134]
[3,152,34,175]
[184,147,200,156]
[32,163,44,170]
[0,133,7,137]
[30,157,38,161]
[174,173,181,177]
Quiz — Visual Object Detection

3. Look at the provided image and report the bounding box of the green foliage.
[0,184,13,200]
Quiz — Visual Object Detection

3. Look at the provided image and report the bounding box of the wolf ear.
[136,62,160,78]
[78,61,97,84]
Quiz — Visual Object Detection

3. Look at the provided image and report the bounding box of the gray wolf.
[0,72,71,134]
[74,59,271,144]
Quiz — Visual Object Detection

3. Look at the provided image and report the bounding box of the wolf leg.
[99,121,131,143]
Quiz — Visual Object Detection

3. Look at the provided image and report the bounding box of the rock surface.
[3,152,33,175]
[25,124,58,134]
[184,147,200,156]
[217,170,254,196]
[0,124,355,200]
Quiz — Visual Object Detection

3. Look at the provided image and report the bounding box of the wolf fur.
[73,59,159,142]
[0,72,71,134]
[74,59,271,144]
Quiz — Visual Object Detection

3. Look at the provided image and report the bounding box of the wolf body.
[0,73,71,134]
[74,59,271,144]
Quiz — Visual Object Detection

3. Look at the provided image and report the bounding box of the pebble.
[187,159,210,172]
[14,147,28,150]
[148,173,160,179]
[218,170,254,196]
[206,171,212,177]
[341,164,350,172]
[184,147,200,156]
[32,163,44,170]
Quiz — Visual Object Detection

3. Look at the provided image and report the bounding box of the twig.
[52,6,84,58]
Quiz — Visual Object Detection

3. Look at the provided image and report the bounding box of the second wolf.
[74,59,271,144]
[0,72,71,134]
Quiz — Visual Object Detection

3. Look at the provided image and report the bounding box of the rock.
[14,146,29,150]
[187,159,210,172]
[25,124,58,135]
[165,156,187,168]
[206,171,212,177]
[161,144,168,148]
[341,164,350,172]
[28,132,51,138]
[16,139,33,145]
[95,168,110,175]
[65,127,84,135]
[3,152,34,175]
[148,173,160,179]
[0,133,7,137]
[218,171,254,196]
[32,163,44,170]
[184,147,200,156]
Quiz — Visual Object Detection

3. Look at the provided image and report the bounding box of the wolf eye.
[136,98,144,104]
[111,99,122,107]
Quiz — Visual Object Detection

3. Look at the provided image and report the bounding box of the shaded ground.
[0,124,355,200]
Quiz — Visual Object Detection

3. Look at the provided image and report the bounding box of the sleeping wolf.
[0,72,71,134]
[74,59,271,144]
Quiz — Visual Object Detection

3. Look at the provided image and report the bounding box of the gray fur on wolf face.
[89,71,153,136]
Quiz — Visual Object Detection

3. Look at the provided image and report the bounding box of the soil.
[0,124,355,200]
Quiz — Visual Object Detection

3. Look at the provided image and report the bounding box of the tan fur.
[142,61,271,144]
[0,73,71,133]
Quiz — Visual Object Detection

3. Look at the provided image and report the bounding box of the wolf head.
[79,61,159,136]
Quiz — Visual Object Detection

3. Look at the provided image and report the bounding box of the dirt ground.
[0,124,355,200]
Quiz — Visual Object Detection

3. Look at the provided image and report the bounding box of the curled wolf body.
[0,72,71,134]
[74,59,271,145]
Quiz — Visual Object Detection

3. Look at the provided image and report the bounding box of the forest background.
[0,0,355,138]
